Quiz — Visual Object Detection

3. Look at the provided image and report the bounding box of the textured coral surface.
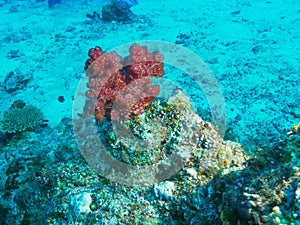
[84,44,164,122]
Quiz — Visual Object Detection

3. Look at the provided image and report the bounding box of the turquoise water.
[0,0,299,224]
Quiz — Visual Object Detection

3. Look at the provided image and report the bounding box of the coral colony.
[1,42,299,224]
[84,43,164,122]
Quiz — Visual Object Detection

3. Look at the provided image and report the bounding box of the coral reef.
[182,124,300,225]
[0,42,298,224]
[101,1,134,22]
[0,100,44,133]
[84,43,164,122]
[0,91,299,224]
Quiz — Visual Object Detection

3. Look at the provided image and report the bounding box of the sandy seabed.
[0,0,299,150]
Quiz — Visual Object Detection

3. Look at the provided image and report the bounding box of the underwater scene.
[0,0,299,224]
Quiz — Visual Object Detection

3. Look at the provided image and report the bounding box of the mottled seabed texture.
[0,0,299,225]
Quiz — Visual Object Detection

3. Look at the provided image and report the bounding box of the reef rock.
[4,69,32,93]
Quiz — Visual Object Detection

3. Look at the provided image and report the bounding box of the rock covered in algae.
[95,89,249,185]
[186,124,300,225]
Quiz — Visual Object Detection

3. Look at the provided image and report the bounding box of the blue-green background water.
[0,0,299,224]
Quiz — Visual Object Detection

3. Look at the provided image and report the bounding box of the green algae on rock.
[93,89,248,186]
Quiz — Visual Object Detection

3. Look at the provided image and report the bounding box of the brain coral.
[0,104,44,133]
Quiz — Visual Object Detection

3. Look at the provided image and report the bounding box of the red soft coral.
[83,43,164,122]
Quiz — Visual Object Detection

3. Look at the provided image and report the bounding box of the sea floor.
[0,0,299,149]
